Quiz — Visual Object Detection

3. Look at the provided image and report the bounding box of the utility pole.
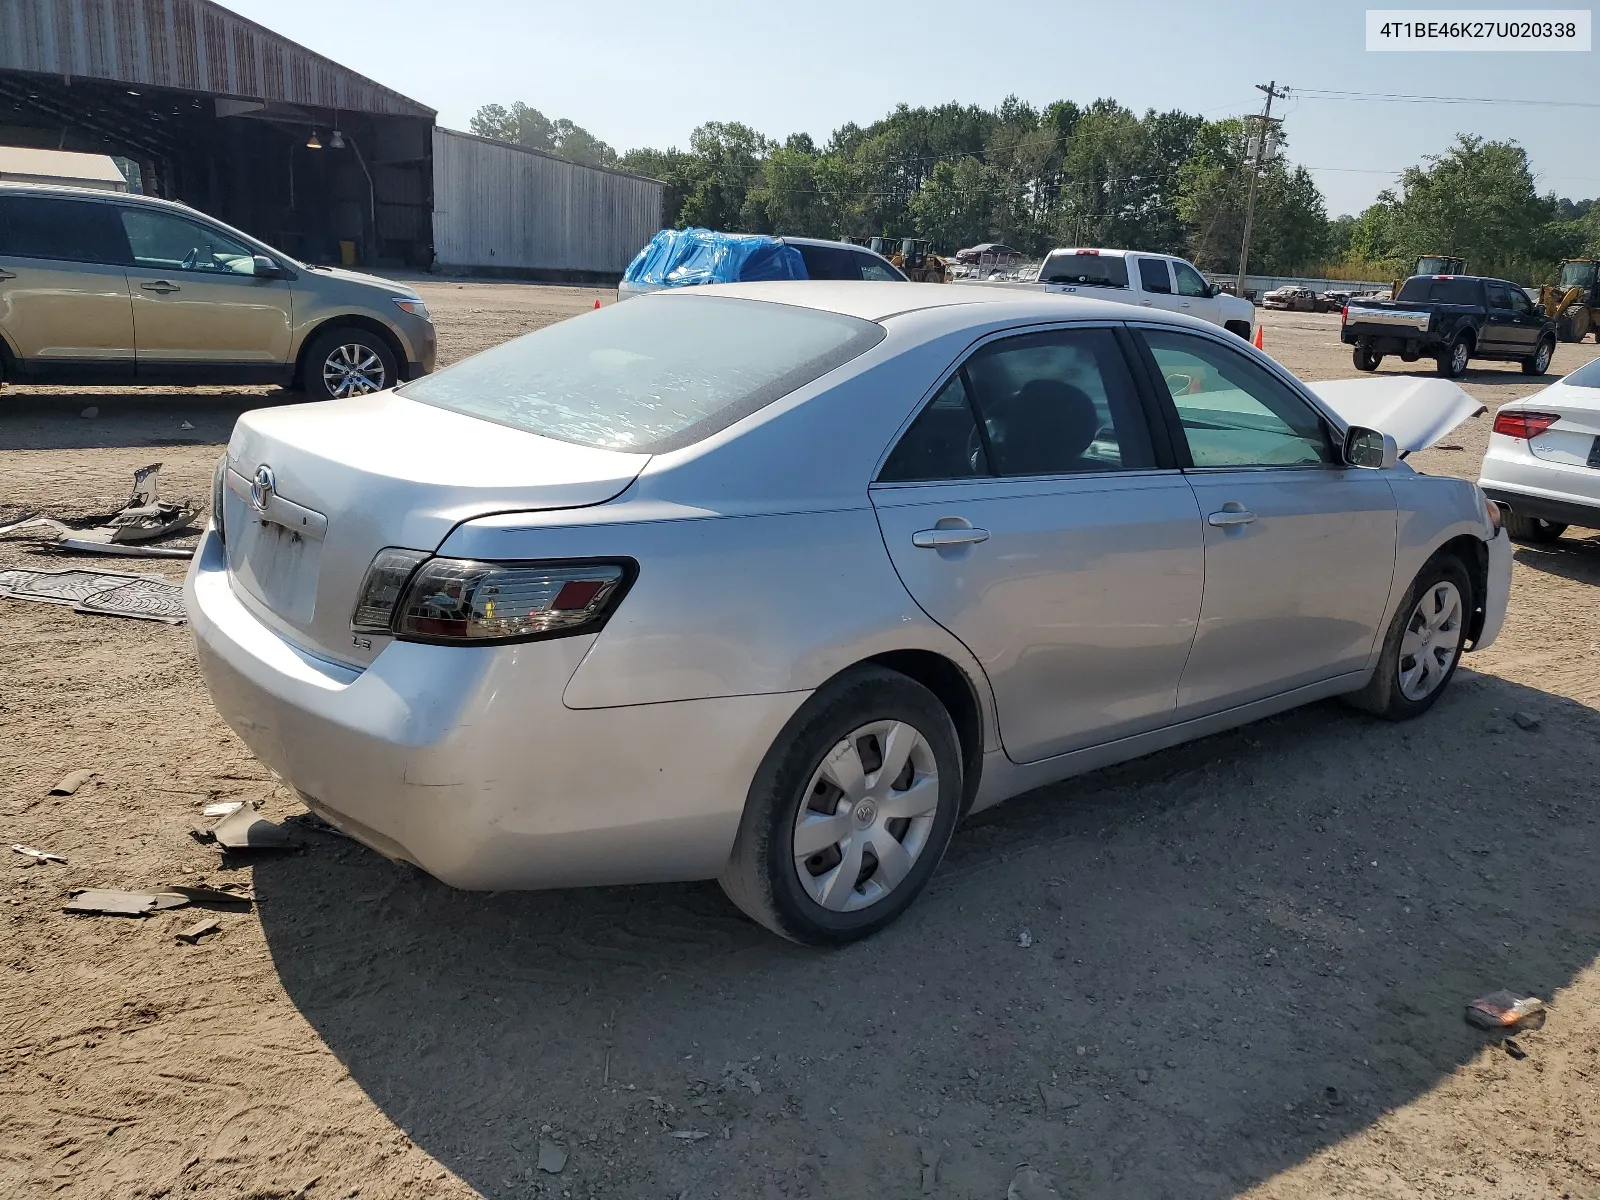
[1235,81,1289,295]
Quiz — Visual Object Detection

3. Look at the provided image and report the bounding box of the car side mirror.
[252,254,284,278]
[1344,426,1398,470]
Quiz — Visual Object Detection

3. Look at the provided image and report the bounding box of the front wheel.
[301,327,398,400]
[1437,334,1471,379]
[719,667,964,944]
[1352,344,1382,372]
[1504,511,1567,543]
[1345,555,1472,720]
[1521,337,1555,376]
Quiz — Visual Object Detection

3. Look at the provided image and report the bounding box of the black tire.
[299,327,399,400]
[1352,344,1382,372]
[1503,511,1567,543]
[1436,333,1471,379]
[718,667,964,945]
[1345,554,1473,721]
[1521,336,1555,376]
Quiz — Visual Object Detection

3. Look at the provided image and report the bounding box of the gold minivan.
[0,182,435,397]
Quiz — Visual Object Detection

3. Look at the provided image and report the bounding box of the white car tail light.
[1492,410,1559,440]
[382,557,634,644]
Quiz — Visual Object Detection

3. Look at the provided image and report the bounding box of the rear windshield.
[1040,253,1129,288]
[399,295,884,453]
[1560,357,1600,388]
[1396,277,1483,305]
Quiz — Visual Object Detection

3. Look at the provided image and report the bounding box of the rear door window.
[1040,253,1128,288]
[1486,281,1512,310]
[1137,258,1173,294]
[401,294,884,453]
[0,196,129,265]
[796,244,861,281]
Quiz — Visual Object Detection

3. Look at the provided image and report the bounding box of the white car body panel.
[187,282,1508,893]
[1478,374,1600,531]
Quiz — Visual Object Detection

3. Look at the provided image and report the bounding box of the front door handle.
[913,526,991,548]
[141,281,181,294]
[1207,507,1257,527]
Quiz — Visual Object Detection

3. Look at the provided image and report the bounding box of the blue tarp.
[622,228,808,289]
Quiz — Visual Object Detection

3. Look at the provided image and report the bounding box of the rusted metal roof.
[0,0,435,118]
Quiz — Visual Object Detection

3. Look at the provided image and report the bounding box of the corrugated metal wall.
[0,0,433,117]
[432,129,663,277]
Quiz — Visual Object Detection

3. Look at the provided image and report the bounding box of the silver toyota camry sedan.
[188,282,1511,943]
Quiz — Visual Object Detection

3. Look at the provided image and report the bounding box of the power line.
[1295,87,1600,111]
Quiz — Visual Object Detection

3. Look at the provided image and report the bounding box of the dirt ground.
[2,287,1599,1200]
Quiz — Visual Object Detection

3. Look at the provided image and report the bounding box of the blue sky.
[222,0,1597,216]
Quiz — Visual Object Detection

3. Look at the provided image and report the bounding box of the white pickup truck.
[970,248,1257,340]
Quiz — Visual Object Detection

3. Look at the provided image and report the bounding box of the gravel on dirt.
[2,291,1598,1199]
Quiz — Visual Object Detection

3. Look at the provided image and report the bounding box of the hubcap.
[1398,580,1463,701]
[323,344,386,397]
[792,720,940,913]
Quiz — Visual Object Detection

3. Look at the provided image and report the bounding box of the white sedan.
[1478,355,1600,542]
[188,283,1511,943]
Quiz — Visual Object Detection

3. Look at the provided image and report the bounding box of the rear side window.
[1560,357,1600,387]
[0,196,129,264]
[1396,277,1484,305]
[1137,258,1172,293]
[400,295,884,453]
[1040,253,1128,288]
[879,375,989,481]
[795,244,861,281]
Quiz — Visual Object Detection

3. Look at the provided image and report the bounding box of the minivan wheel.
[719,667,963,945]
[1345,555,1472,720]
[302,328,397,400]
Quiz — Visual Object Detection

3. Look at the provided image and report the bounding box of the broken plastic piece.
[49,769,96,796]
[202,801,245,817]
[64,890,162,916]
[165,884,254,907]
[210,806,301,851]
[175,918,221,944]
[12,844,66,865]
[1465,990,1547,1032]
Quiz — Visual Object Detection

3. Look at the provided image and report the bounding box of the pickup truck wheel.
[1352,345,1382,372]
[1436,334,1471,379]
[1503,512,1566,543]
[1521,336,1555,376]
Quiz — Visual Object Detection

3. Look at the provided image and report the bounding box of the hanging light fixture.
[306,131,323,150]
[328,130,346,150]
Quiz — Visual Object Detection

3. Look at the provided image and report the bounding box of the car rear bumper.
[1480,437,1600,530]
[1481,486,1600,529]
[185,529,806,890]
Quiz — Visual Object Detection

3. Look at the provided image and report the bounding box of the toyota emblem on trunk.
[249,465,276,513]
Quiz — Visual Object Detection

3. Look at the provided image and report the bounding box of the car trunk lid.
[221,392,648,668]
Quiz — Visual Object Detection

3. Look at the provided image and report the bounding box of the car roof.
[781,236,880,253]
[0,179,208,218]
[656,279,1208,326]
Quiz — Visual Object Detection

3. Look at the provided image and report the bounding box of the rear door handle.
[1207,508,1257,527]
[141,281,180,294]
[913,527,990,548]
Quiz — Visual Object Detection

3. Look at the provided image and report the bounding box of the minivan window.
[1039,253,1128,288]
[401,295,885,453]
[0,196,129,265]
[1396,277,1483,305]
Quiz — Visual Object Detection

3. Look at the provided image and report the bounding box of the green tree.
[468,102,617,168]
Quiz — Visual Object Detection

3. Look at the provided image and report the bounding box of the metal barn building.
[0,0,662,275]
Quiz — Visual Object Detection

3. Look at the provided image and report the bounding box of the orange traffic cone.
[593,298,602,310]
[1252,323,1264,351]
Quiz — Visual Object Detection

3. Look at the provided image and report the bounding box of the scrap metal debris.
[202,800,245,817]
[1465,990,1547,1032]
[210,805,302,851]
[164,884,254,907]
[64,890,167,916]
[12,844,66,865]
[49,769,96,796]
[175,918,221,944]
[0,569,185,624]
[0,464,199,559]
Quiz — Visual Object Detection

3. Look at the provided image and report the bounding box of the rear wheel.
[1436,334,1471,379]
[301,327,398,400]
[1521,336,1555,376]
[1353,344,1382,372]
[1504,511,1567,543]
[1346,555,1473,720]
[719,667,963,944]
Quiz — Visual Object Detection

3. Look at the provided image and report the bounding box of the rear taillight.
[389,557,633,644]
[351,548,431,633]
[1492,410,1559,440]
[1340,305,1348,327]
